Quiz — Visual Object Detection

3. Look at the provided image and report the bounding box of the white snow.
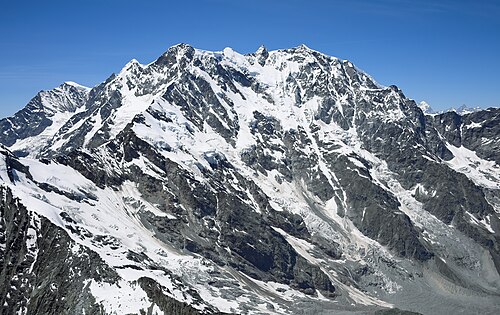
[465,212,495,234]
[445,144,500,189]
[25,215,40,273]
[11,110,83,157]
[464,121,483,129]
[418,101,433,113]
[88,280,158,314]
[22,159,96,194]
[64,81,91,90]
[0,154,7,182]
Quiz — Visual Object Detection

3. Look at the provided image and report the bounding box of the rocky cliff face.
[0,44,499,314]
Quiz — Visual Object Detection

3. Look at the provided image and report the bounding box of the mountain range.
[1,44,499,314]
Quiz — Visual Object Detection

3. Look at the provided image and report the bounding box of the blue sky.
[1,0,499,118]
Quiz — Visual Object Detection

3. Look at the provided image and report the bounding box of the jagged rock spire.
[255,44,269,66]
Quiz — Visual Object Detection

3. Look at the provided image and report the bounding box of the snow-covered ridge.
[23,43,397,157]
[194,44,385,89]
[39,81,91,114]
[417,101,488,116]
[63,81,91,90]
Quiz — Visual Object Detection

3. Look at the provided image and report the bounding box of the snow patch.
[88,280,158,314]
[445,144,500,189]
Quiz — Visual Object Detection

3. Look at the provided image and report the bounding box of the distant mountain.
[450,104,483,115]
[1,44,499,315]
[0,81,90,156]
[418,101,485,116]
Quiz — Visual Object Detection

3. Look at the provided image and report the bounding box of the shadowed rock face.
[0,44,499,314]
[0,185,117,315]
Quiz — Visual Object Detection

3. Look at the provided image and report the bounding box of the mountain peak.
[451,104,482,115]
[155,43,195,67]
[222,47,247,64]
[255,44,268,55]
[255,45,269,66]
[0,80,90,152]
[39,82,90,114]
[164,43,194,56]
[296,43,311,50]
[124,58,141,67]
[292,44,317,54]
[62,81,91,91]
[119,58,144,76]
[418,101,435,114]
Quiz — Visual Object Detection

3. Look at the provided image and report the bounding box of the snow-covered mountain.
[417,101,485,116]
[417,101,434,114]
[449,104,483,115]
[0,81,90,157]
[1,44,499,315]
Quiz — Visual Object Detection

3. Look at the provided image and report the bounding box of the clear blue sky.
[1,0,499,118]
